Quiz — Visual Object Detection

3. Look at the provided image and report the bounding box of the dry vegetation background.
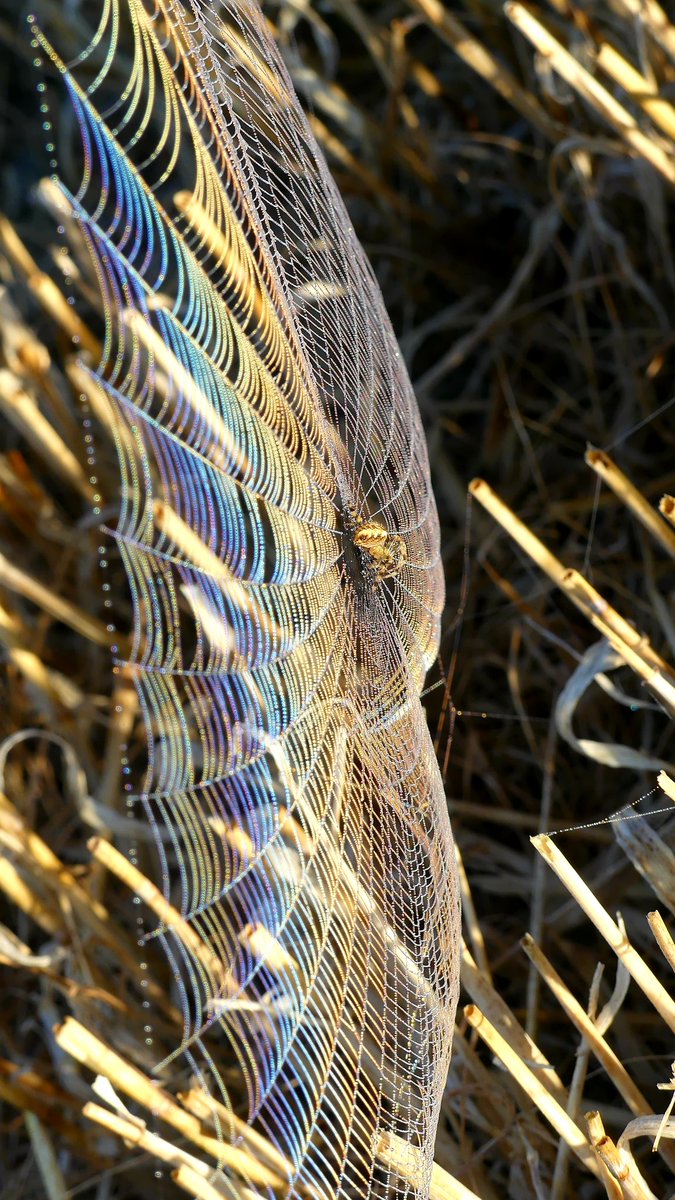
[0,0,674,1198]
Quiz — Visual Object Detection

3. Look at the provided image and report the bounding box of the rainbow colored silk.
[42,2,460,1194]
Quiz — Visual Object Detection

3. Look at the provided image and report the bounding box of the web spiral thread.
[40,2,461,1195]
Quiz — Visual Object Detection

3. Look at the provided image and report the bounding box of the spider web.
[40,2,461,1195]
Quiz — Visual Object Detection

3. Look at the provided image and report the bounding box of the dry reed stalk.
[87,836,239,998]
[550,1014,592,1200]
[0,216,100,357]
[585,449,675,558]
[56,1022,465,1198]
[586,1111,659,1200]
[449,1025,517,1143]
[96,667,138,812]
[275,803,438,1007]
[0,821,178,1028]
[605,0,675,65]
[63,358,125,447]
[455,846,490,979]
[658,771,675,802]
[0,370,94,502]
[647,910,675,973]
[0,1069,77,1127]
[0,550,111,647]
[521,933,675,1171]
[0,1088,99,1166]
[660,496,675,528]
[532,835,675,1034]
[460,942,567,1102]
[0,794,152,975]
[0,602,84,709]
[469,478,675,713]
[81,1101,219,1177]
[172,1165,244,1200]
[405,0,559,140]
[463,1004,618,1194]
[54,1018,289,1192]
[2,959,131,1015]
[376,1131,482,1200]
[654,1071,675,1149]
[237,922,298,974]
[0,854,63,935]
[177,1087,296,1182]
[173,191,267,327]
[152,500,283,652]
[0,1066,111,1165]
[596,43,675,141]
[307,113,418,218]
[505,3,675,186]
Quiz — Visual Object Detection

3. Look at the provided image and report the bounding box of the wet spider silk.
[37,2,461,1195]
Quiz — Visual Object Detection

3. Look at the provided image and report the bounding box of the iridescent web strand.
[40,2,461,1196]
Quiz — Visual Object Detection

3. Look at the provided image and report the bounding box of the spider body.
[352,518,408,582]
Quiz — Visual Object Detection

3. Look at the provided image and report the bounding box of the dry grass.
[0,0,674,1197]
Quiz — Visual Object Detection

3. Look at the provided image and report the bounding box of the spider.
[352,518,408,583]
